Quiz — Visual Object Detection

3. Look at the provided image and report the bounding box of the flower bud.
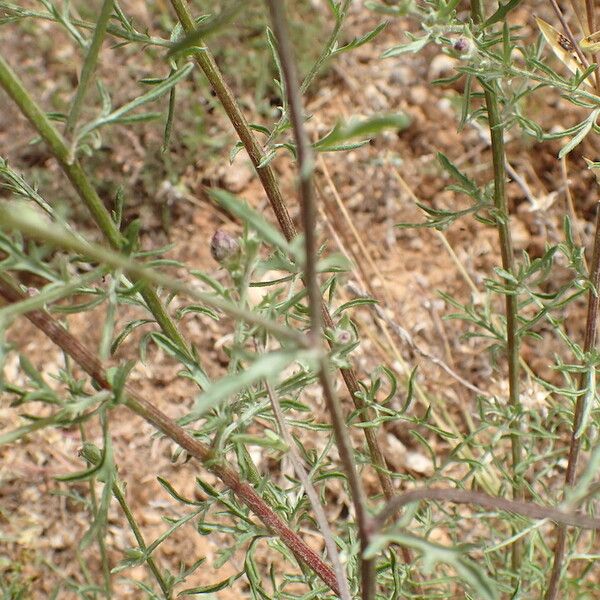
[210,229,240,264]
[335,329,352,345]
[453,37,470,54]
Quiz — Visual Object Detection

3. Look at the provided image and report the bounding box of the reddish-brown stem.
[264,4,375,596]
[167,0,396,506]
[545,205,600,600]
[375,488,600,532]
[0,275,339,595]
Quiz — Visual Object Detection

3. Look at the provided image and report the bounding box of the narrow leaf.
[179,351,305,425]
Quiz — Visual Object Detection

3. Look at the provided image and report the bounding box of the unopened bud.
[210,229,240,264]
[335,329,352,345]
[453,37,470,54]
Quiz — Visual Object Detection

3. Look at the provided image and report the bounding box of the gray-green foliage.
[1,1,600,599]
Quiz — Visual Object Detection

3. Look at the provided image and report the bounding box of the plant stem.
[167,0,396,508]
[265,378,352,600]
[374,488,600,532]
[264,3,375,597]
[77,424,112,598]
[0,275,340,596]
[471,0,523,576]
[0,53,194,365]
[65,0,113,136]
[111,479,171,598]
[484,86,522,485]
[545,205,600,600]
[0,209,307,346]
[266,0,353,144]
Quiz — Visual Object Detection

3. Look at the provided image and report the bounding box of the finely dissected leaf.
[180,571,244,595]
[365,530,498,600]
[483,0,522,28]
[437,152,485,202]
[111,318,155,355]
[77,62,195,140]
[536,17,593,88]
[574,366,596,439]
[179,350,309,425]
[332,21,387,55]
[315,114,411,149]
[157,476,203,505]
[167,3,243,56]
[332,297,378,317]
[176,304,220,321]
[149,332,211,390]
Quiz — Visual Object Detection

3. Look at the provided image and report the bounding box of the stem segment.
[167,0,396,511]
[0,275,340,595]
[471,0,523,576]
[545,205,600,600]
[264,2,375,597]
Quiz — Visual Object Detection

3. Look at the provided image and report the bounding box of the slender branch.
[374,488,600,532]
[264,1,320,340]
[0,275,339,595]
[0,53,194,365]
[81,437,170,597]
[112,479,171,599]
[0,208,307,347]
[483,87,522,491]
[265,379,352,600]
[167,0,396,509]
[85,451,112,596]
[264,3,375,598]
[545,205,600,600]
[471,0,523,576]
[266,0,353,144]
[65,0,113,136]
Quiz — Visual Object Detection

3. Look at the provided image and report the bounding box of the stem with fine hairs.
[545,205,600,600]
[471,0,523,578]
[0,274,340,595]
[167,0,397,507]
[264,2,375,597]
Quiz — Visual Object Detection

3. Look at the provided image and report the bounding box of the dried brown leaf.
[536,17,593,88]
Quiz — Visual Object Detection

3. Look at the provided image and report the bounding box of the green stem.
[0,53,194,364]
[112,479,171,598]
[545,206,600,600]
[265,2,374,598]
[65,0,113,136]
[485,73,524,583]
[484,84,522,488]
[167,0,396,507]
[471,0,523,577]
[78,425,112,597]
